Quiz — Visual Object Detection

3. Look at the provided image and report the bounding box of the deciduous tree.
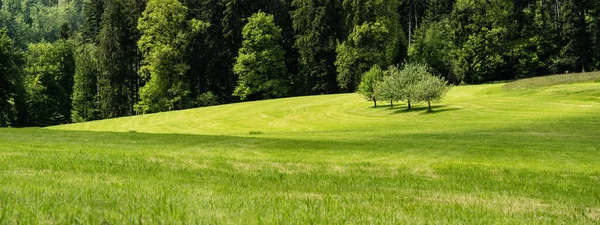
[414,73,450,111]
[233,12,289,101]
[357,65,384,107]
[0,28,26,127]
[136,0,209,113]
[24,40,75,126]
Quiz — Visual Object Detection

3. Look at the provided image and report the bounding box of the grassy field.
[1,74,600,224]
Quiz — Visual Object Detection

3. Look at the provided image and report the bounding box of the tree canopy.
[373,63,450,110]
[1,0,599,126]
[233,12,289,101]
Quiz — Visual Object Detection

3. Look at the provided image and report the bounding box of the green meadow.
[1,74,600,224]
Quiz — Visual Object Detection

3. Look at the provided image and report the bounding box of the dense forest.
[1,0,599,127]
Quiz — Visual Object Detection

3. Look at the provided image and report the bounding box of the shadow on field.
[420,107,461,114]
[388,105,460,114]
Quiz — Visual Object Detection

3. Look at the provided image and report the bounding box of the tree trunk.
[428,101,431,111]
[373,99,377,108]
[390,100,393,109]
[408,100,411,110]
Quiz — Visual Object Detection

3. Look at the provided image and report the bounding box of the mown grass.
[504,71,600,90]
[1,75,599,224]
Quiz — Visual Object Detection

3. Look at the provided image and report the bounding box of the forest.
[1,0,599,127]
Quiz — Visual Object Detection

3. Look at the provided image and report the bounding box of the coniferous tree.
[97,0,140,118]
[291,0,341,95]
[450,0,513,83]
[181,0,228,104]
[71,38,99,122]
[590,1,600,70]
[80,0,104,42]
[557,0,592,73]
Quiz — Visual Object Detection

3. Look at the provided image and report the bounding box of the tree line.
[1,0,599,127]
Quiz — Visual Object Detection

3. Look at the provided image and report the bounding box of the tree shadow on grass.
[369,104,396,109]
[420,107,461,114]
[389,105,461,114]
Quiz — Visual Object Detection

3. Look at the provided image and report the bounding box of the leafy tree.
[136,0,209,113]
[0,28,26,127]
[374,66,403,109]
[508,0,557,79]
[233,12,289,101]
[414,73,450,111]
[450,0,513,83]
[71,37,99,122]
[336,0,406,92]
[336,21,401,91]
[409,19,454,82]
[357,65,384,107]
[24,40,75,126]
[221,0,294,102]
[396,63,429,109]
[374,63,435,110]
[291,0,340,95]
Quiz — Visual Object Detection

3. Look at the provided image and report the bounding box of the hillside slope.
[2,77,598,223]
[52,81,600,139]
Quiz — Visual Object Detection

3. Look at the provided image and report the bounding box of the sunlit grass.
[504,71,600,91]
[1,74,599,223]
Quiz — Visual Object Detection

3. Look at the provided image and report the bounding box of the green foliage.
[396,63,429,109]
[24,40,75,126]
[97,0,141,118]
[233,12,289,101]
[373,66,403,108]
[450,0,513,83]
[71,37,98,122]
[357,65,384,107]
[556,0,592,73]
[336,21,402,91]
[0,0,84,44]
[0,28,26,127]
[193,91,218,107]
[80,0,104,42]
[336,0,406,92]
[291,0,339,94]
[414,73,450,111]
[135,0,209,114]
[2,0,600,125]
[409,19,454,81]
[374,63,443,109]
[26,81,600,223]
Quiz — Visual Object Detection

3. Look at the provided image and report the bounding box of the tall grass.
[1,81,599,223]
